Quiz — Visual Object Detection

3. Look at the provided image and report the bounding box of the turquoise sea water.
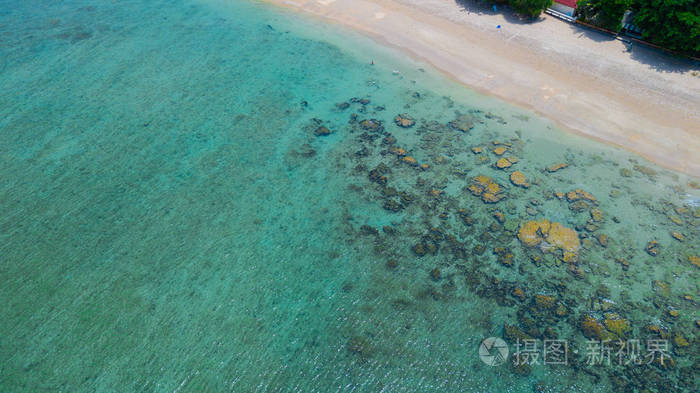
[1,0,698,392]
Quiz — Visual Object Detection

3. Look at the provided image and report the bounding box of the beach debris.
[509,171,529,188]
[394,113,415,128]
[546,163,568,173]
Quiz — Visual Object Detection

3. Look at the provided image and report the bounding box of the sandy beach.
[264,0,700,177]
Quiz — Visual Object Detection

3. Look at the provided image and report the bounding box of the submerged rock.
[401,156,419,166]
[448,114,475,132]
[390,146,408,157]
[566,189,597,203]
[394,113,415,128]
[546,163,568,173]
[646,240,660,256]
[590,208,604,222]
[534,294,556,310]
[359,119,383,132]
[579,314,612,341]
[671,232,684,242]
[493,246,514,267]
[471,146,484,154]
[602,314,631,338]
[511,287,526,302]
[689,255,700,269]
[569,200,591,212]
[314,126,332,136]
[347,336,373,357]
[597,234,609,248]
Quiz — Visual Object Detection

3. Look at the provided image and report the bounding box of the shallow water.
[0,0,698,392]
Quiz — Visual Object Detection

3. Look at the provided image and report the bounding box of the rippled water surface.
[1,0,698,392]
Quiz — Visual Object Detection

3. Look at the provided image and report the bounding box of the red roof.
[554,0,577,8]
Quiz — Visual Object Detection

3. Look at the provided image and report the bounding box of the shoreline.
[261,0,700,177]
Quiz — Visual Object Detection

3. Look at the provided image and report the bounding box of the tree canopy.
[632,0,700,56]
[577,0,632,31]
[509,0,555,18]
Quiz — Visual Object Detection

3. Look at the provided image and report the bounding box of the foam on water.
[0,0,697,392]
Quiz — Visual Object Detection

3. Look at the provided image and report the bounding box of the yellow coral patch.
[485,182,501,195]
[517,220,551,247]
[689,255,700,268]
[604,316,631,338]
[402,156,418,165]
[566,189,597,203]
[518,220,579,255]
[590,208,604,222]
[546,163,568,172]
[547,222,581,254]
[495,158,512,169]
[509,171,529,188]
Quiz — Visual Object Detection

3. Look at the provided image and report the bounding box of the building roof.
[553,0,578,8]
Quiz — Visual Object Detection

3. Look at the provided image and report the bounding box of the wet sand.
[263,0,700,177]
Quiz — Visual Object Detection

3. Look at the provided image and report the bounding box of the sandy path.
[263,0,700,177]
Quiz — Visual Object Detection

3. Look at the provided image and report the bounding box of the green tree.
[633,0,700,56]
[577,0,632,31]
[508,0,554,18]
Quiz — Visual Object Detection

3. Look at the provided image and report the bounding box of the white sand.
[264,0,700,176]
